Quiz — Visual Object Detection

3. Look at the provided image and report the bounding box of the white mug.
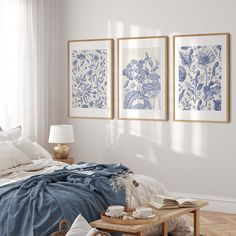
[106,205,124,217]
[135,207,152,218]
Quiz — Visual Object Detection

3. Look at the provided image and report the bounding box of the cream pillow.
[13,135,41,160]
[12,135,53,160]
[0,132,9,141]
[0,140,32,171]
[0,126,21,141]
[33,142,52,160]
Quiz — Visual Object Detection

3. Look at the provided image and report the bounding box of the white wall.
[50,0,236,204]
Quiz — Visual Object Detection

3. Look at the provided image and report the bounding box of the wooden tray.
[101,212,158,225]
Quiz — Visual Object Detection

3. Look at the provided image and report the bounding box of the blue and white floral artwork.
[178,45,222,111]
[122,52,161,110]
[118,36,168,120]
[71,49,108,109]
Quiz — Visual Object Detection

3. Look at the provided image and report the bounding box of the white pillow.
[0,140,32,171]
[33,142,53,160]
[13,135,41,160]
[0,132,9,141]
[65,214,98,236]
[0,126,21,141]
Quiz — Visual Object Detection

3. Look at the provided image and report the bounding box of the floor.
[186,211,236,236]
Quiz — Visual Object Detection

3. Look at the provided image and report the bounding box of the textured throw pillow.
[0,140,32,171]
[33,142,53,160]
[0,126,22,141]
[13,135,41,160]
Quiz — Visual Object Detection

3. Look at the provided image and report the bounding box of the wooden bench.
[90,201,208,236]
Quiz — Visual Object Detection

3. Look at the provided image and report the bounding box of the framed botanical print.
[68,38,114,119]
[173,33,230,122]
[118,36,168,120]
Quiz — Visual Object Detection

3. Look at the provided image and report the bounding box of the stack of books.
[148,194,198,210]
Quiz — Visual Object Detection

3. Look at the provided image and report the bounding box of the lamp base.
[53,144,70,159]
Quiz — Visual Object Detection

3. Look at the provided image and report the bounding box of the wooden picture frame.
[173,33,230,123]
[117,36,168,120]
[68,38,114,119]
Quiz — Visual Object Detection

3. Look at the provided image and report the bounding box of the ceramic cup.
[106,205,124,217]
[135,207,153,218]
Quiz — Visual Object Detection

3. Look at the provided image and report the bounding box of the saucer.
[133,213,156,219]
[105,212,124,217]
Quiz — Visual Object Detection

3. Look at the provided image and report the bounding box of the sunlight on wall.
[147,145,159,164]
[169,32,206,158]
[136,153,145,160]
[116,21,125,37]
[129,24,141,36]
[147,123,164,146]
[190,124,207,158]
[105,21,206,159]
[135,152,159,165]
[170,123,187,153]
[128,121,142,136]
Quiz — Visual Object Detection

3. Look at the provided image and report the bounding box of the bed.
[0,127,194,236]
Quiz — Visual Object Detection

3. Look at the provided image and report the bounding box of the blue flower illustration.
[179,66,187,82]
[178,45,222,111]
[71,49,108,109]
[195,48,216,66]
[78,53,86,60]
[94,54,99,61]
[123,52,161,110]
[72,59,78,66]
[213,99,221,111]
[179,49,193,66]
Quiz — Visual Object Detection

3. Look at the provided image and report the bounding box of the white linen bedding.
[0,162,193,236]
[0,160,66,187]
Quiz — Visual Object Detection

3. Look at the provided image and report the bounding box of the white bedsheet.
[0,163,194,236]
[0,159,66,187]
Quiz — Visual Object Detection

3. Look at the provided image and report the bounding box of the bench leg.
[162,221,168,236]
[135,231,144,236]
[193,209,200,236]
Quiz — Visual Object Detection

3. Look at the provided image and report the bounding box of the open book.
[148,194,198,210]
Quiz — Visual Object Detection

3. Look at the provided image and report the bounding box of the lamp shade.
[48,125,75,144]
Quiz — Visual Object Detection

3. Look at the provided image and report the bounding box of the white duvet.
[0,159,65,187]
[0,161,193,236]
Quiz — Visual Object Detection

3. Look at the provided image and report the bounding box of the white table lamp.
[49,125,75,159]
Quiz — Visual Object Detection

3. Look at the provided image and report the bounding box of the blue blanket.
[0,162,127,236]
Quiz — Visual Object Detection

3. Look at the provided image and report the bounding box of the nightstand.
[53,158,75,164]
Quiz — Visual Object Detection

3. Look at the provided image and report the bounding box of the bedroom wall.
[50,0,236,211]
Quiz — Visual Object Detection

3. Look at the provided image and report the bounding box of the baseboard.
[171,191,236,214]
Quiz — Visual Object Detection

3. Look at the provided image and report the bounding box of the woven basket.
[51,219,71,236]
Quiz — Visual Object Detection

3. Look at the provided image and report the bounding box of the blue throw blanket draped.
[0,162,127,236]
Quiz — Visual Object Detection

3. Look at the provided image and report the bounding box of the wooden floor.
[186,211,236,236]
